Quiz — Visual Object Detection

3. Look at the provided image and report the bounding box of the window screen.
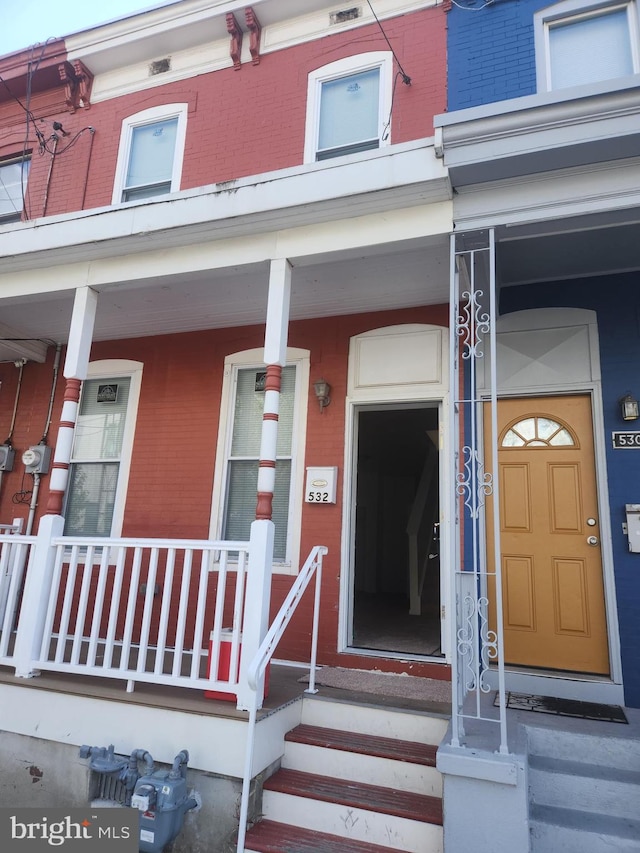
[317,68,380,159]
[548,7,634,89]
[123,117,178,201]
[64,377,131,536]
[0,159,29,222]
[223,366,296,559]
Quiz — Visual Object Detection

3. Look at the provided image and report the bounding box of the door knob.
[587,536,599,546]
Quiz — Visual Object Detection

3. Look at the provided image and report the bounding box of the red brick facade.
[0,303,448,677]
[0,8,446,219]
[0,4,450,680]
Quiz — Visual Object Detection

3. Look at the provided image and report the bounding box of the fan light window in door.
[502,416,575,447]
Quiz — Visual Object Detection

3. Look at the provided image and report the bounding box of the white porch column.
[13,514,64,676]
[45,286,97,515]
[237,258,291,711]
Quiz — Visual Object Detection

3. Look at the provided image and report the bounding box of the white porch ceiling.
[0,237,450,362]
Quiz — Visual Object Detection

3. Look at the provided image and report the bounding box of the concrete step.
[530,804,640,853]
[300,695,449,745]
[283,724,442,796]
[529,754,640,820]
[244,819,410,852]
[526,723,640,769]
[261,768,443,853]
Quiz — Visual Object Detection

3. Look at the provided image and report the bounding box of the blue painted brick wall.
[447,0,552,110]
[501,273,640,709]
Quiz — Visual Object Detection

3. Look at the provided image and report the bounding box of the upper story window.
[535,0,640,91]
[112,104,188,204]
[64,360,142,537]
[304,52,393,163]
[0,157,29,223]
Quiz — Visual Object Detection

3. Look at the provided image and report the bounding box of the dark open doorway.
[351,406,442,657]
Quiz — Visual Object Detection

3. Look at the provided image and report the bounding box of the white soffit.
[452,157,640,231]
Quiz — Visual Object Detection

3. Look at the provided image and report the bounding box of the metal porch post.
[449,229,508,754]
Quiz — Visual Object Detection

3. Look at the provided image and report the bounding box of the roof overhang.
[0,139,452,363]
[435,76,640,187]
[0,41,67,104]
[63,0,427,76]
[0,138,450,275]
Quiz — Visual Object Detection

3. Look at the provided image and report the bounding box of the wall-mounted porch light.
[620,393,640,421]
[313,378,331,413]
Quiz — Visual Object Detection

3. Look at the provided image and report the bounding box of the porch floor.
[0,662,453,720]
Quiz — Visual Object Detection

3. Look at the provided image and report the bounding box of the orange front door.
[486,395,609,675]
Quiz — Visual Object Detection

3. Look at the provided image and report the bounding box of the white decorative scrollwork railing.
[449,229,508,754]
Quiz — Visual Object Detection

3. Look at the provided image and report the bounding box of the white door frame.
[338,323,451,661]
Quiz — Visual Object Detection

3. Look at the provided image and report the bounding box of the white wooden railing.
[38,536,250,694]
[0,533,37,666]
[1,528,251,696]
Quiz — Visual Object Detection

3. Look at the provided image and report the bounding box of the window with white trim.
[112,104,188,204]
[211,348,310,570]
[304,52,393,163]
[0,157,29,223]
[63,360,142,537]
[535,0,640,91]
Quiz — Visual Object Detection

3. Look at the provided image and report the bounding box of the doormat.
[495,691,628,723]
[299,667,451,704]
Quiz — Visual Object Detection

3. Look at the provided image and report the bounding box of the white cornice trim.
[438,79,640,146]
[67,0,435,101]
[435,78,640,184]
[261,0,435,54]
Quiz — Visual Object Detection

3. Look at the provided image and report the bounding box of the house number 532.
[308,491,329,502]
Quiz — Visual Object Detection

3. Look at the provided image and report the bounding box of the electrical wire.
[40,344,61,444]
[0,76,47,149]
[12,474,33,505]
[382,71,405,142]
[0,39,84,219]
[366,0,411,85]
[24,41,54,216]
[4,359,25,446]
[48,126,95,156]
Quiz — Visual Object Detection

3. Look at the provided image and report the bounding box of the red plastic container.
[205,631,270,701]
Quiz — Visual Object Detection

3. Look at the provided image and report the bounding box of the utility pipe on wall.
[25,473,40,537]
[41,344,61,443]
